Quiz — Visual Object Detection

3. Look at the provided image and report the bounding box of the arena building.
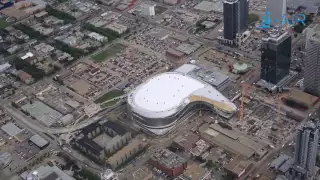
[127,64,237,135]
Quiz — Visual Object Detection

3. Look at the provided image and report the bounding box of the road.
[0,103,123,134]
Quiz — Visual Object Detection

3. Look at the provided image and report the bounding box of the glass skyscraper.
[260,32,292,84]
[223,0,249,42]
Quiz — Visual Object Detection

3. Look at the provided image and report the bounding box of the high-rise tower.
[304,24,320,96]
[223,0,249,45]
[260,31,292,84]
[287,122,319,180]
[266,0,287,26]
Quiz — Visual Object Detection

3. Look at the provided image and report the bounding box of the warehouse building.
[27,165,75,180]
[149,148,187,177]
[0,152,12,169]
[21,101,63,127]
[203,123,268,159]
[29,134,49,149]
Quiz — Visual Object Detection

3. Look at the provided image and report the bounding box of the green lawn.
[94,90,124,103]
[101,99,119,108]
[0,19,8,29]
[91,44,126,62]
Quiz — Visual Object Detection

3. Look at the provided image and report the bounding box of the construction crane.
[239,82,256,121]
[239,65,263,121]
[272,94,291,130]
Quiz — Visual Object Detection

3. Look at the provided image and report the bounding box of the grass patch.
[91,44,126,62]
[101,99,119,108]
[94,90,124,103]
[0,19,8,29]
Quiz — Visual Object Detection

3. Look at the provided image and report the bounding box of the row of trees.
[51,40,85,59]
[45,6,76,22]
[13,23,47,40]
[82,23,120,41]
[74,169,101,180]
[9,56,46,80]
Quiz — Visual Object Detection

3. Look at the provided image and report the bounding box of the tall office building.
[304,24,320,96]
[287,122,319,179]
[260,32,292,84]
[223,0,249,44]
[266,0,286,26]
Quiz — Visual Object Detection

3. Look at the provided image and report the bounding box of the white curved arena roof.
[128,71,237,119]
[133,73,204,112]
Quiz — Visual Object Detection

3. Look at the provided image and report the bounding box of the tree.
[207,160,215,167]
[248,13,259,25]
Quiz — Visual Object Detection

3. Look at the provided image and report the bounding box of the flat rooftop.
[107,138,147,166]
[190,68,230,88]
[21,101,63,127]
[182,163,207,180]
[204,124,267,158]
[224,157,252,176]
[30,134,49,148]
[173,133,199,151]
[151,148,186,169]
[1,122,23,137]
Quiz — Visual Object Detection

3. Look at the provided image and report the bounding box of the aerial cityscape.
[0,0,319,179]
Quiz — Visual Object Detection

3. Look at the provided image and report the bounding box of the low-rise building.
[0,152,12,169]
[75,121,132,161]
[88,32,107,42]
[190,139,210,157]
[107,137,148,169]
[75,134,105,161]
[105,22,128,35]
[27,165,75,180]
[179,163,211,180]
[224,157,253,179]
[17,70,34,84]
[141,4,156,16]
[166,49,184,60]
[173,133,199,152]
[34,43,55,53]
[101,169,118,180]
[29,134,49,149]
[0,63,11,73]
[149,148,187,177]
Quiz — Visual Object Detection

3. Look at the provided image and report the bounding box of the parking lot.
[0,113,41,174]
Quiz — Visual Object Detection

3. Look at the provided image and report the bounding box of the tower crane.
[272,94,290,130]
[239,82,257,121]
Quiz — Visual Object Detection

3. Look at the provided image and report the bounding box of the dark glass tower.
[223,0,249,41]
[260,32,292,84]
